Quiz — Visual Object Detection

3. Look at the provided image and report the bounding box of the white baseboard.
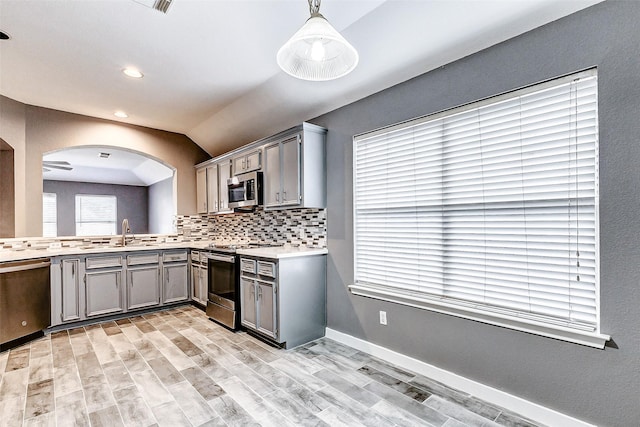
[325,328,595,427]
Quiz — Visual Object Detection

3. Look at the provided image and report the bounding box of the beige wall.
[0,96,27,236]
[0,95,210,237]
[0,143,15,237]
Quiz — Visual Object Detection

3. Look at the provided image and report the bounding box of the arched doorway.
[42,146,176,237]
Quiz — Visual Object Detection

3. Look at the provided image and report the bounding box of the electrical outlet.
[379,310,387,325]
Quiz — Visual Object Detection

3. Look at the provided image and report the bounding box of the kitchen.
[0,1,638,426]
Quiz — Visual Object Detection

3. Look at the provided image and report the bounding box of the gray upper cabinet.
[264,143,281,207]
[232,149,261,175]
[263,124,327,210]
[195,123,325,212]
[206,164,218,213]
[196,160,232,215]
[218,160,232,213]
[196,167,208,213]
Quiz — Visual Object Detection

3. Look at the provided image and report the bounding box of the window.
[75,195,117,236]
[352,69,608,347]
[42,193,57,237]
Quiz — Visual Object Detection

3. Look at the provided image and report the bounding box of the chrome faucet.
[121,218,131,246]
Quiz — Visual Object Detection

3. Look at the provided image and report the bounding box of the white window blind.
[42,193,57,237]
[75,195,117,236]
[352,70,607,347]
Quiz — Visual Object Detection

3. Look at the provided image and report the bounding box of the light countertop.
[236,246,328,260]
[0,241,327,263]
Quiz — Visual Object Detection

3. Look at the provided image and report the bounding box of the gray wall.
[312,2,640,426]
[148,176,174,234]
[43,180,148,236]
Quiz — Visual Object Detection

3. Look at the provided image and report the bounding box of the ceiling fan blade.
[43,160,71,166]
[44,164,73,171]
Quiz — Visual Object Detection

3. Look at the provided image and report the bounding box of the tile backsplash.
[176,208,326,248]
[0,208,326,251]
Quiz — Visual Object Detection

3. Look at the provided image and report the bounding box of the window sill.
[349,283,610,349]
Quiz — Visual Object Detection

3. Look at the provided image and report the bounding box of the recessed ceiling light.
[114,111,128,118]
[122,68,143,78]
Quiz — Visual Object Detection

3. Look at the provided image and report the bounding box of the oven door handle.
[203,254,236,263]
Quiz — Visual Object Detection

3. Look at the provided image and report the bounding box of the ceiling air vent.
[132,0,173,14]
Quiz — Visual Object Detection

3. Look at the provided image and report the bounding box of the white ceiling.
[0,0,602,158]
[43,147,174,186]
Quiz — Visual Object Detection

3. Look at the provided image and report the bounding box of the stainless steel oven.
[204,251,240,330]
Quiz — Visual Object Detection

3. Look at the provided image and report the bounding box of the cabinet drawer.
[127,253,159,266]
[240,258,256,274]
[163,251,188,263]
[191,251,200,263]
[86,256,122,269]
[257,261,276,278]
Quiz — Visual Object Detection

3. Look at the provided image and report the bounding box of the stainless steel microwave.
[228,171,263,209]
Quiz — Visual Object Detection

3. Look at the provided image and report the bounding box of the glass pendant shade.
[277,14,359,81]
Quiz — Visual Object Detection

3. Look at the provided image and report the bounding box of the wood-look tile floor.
[0,305,543,427]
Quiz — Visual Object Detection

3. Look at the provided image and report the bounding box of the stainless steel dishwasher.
[0,258,51,348]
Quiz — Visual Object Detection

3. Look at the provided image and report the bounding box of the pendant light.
[277,0,359,81]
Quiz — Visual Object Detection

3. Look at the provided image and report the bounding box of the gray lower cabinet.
[256,280,277,339]
[240,254,326,348]
[190,250,207,305]
[60,259,81,322]
[127,265,160,310]
[240,277,257,330]
[163,263,189,303]
[241,275,277,340]
[51,249,191,327]
[85,269,124,317]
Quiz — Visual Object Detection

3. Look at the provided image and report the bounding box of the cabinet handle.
[283,190,287,200]
[275,192,279,202]
[71,263,75,276]
[257,286,262,300]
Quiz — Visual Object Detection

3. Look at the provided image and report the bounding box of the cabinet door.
[207,164,219,213]
[61,259,81,322]
[218,161,232,212]
[163,263,189,304]
[86,270,123,317]
[264,143,281,207]
[245,150,261,172]
[232,155,245,175]
[240,278,257,330]
[257,281,277,339]
[191,265,203,304]
[196,168,208,213]
[127,266,160,310]
[281,135,301,206]
[199,267,208,304]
